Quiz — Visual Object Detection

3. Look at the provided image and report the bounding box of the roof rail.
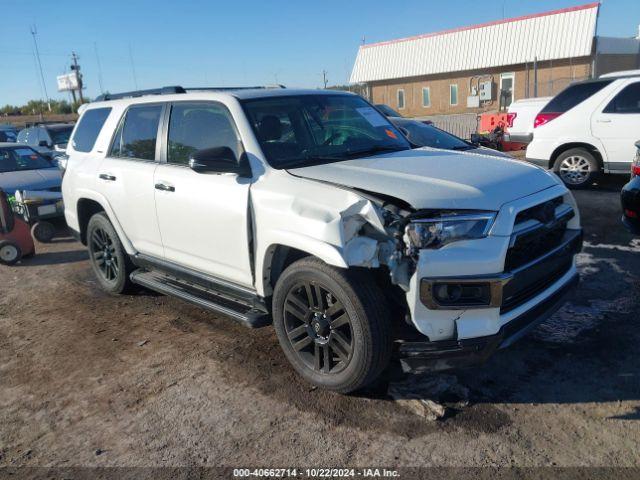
[94,84,286,102]
[94,86,186,102]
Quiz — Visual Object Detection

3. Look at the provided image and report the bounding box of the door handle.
[596,119,612,123]
[99,173,116,181]
[155,182,175,192]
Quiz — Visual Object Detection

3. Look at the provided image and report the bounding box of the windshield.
[398,121,472,150]
[0,147,52,172]
[49,126,73,145]
[242,94,410,169]
[375,104,401,117]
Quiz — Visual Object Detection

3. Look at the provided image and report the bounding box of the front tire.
[555,148,599,189]
[86,212,134,294]
[272,257,392,393]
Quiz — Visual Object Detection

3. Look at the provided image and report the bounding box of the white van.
[526,70,640,188]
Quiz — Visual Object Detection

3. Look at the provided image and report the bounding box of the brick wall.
[369,57,593,117]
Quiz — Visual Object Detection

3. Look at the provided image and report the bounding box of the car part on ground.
[526,71,640,188]
[63,86,582,393]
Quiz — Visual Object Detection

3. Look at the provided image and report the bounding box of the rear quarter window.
[71,108,112,152]
[541,80,613,114]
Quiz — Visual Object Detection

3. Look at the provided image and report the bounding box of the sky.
[1,0,639,106]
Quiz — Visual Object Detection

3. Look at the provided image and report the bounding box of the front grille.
[501,256,573,314]
[505,221,568,270]
[501,197,580,313]
[514,196,563,225]
[505,196,573,271]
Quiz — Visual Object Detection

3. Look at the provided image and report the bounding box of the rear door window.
[72,108,111,152]
[110,105,163,161]
[541,80,613,113]
[603,82,640,114]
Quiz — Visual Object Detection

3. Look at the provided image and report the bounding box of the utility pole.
[322,70,328,89]
[30,25,51,112]
[71,51,84,103]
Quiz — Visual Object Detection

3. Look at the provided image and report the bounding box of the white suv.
[526,70,640,188]
[62,87,582,392]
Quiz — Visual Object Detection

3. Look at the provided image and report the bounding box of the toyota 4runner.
[62,86,582,393]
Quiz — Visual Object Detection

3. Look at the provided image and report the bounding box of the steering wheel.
[322,131,341,146]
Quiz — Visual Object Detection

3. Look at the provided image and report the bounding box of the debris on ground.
[137,340,149,347]
[388,374,470,421]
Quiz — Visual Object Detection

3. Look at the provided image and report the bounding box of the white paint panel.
[350,4,599,83]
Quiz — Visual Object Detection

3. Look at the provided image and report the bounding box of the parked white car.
[505,96,551,144]
[526,70,640,188]
[62,87,582,392]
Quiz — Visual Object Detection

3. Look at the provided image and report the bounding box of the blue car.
[0,143,62,193]
[0,125,18,143]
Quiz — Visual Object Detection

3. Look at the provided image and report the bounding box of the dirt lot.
[1,176,639,472]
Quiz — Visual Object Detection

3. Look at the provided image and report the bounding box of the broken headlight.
[405,212,496,251]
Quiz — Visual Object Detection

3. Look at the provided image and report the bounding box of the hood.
[288,148,559,211]
[0,168,62,194]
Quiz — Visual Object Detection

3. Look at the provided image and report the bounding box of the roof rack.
[94,84,286,102]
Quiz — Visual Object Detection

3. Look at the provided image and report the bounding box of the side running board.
[130,269,271,328]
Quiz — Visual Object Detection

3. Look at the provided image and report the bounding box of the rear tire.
[272,257,392,394]
[86,212,135,294]
[555,148,599,189]
[0,240,22,266]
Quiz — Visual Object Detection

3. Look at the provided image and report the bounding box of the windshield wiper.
[278,145,406,169]
[452,145,475,151]
[343,145,406,159]
[278,154,344,169]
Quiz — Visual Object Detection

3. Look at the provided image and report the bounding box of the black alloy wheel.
[283,280,354,374]
[90,226,120,283]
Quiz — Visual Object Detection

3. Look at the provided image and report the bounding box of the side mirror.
[38,140,49,148]
[469,133,481,146]
[189,147,251,177]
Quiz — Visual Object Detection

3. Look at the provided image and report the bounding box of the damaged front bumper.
[397,268,579,373]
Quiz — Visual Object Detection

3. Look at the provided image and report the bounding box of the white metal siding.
[350,4,599,83]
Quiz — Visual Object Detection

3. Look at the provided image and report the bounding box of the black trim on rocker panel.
[131,253,266,311]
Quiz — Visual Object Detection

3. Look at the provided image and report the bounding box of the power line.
[29,25,51,111]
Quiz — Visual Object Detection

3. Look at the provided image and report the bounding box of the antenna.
[128,43,139,90]
[94,42,105,94]
[29,25,51,112]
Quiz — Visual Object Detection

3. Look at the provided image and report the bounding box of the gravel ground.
[1,175,639,471]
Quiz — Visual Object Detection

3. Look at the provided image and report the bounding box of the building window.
[450,84,458,106]
[397,89,405,110]
[500,72,515,109]
[422,87,431,108]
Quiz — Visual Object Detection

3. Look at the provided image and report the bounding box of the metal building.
[350,2,640,116]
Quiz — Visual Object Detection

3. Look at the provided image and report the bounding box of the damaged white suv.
[63,87,582,393]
